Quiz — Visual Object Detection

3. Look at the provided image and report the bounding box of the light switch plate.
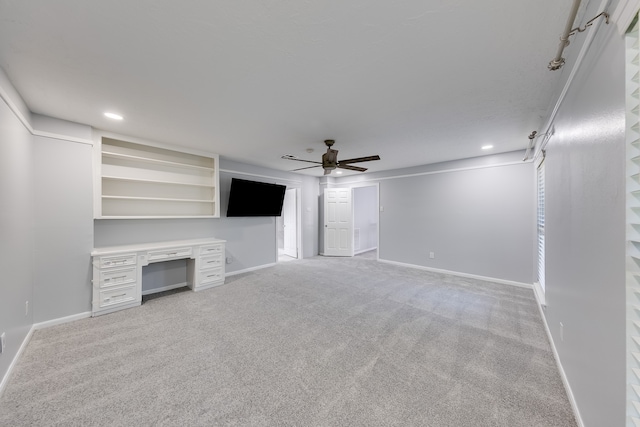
[0,332,5,354]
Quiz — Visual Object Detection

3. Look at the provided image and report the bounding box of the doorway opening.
[277,187,298,262]
[321,185,379,258]
[353,185,379,259]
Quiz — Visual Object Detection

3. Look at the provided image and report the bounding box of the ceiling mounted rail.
[523,131,538,161]
[523,131,552,161]
[548,0,610,70]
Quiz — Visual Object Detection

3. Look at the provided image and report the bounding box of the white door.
[324,188,353,257]
[283,188,297,258]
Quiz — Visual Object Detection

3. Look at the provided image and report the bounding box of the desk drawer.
[200,244,223,256]
[98,285,137,308]
[148,247,192,262]
[200,254,223,269]
[99,267,136,288]
[200,267,224,285]
[98,254,137,268]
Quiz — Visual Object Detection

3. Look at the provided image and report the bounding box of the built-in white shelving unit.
[95,136,220,218]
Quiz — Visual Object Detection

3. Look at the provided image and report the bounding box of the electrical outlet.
[226,257,233,264]
[560,322,564,342]
[429,252,435,259]
[1,332,5,354]
[379,205,384,212]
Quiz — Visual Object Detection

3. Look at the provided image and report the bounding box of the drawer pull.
[106,276,126,281]
[207,274,218,278]
[105,293,126,301]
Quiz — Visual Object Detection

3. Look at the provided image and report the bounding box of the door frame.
[276,185,302,261]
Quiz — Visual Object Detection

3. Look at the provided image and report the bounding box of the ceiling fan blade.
[291,165,321,171]
[337,164,367,172]
[338,155,381,164]
[281,156,322,165]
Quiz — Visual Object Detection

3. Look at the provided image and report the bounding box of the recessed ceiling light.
[336,171,343,175]
[481,144,493,150]
[104,112,123,120]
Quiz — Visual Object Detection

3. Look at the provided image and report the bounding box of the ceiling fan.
[282,140,381,175]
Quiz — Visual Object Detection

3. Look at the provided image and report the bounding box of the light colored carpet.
[0,256,576,426]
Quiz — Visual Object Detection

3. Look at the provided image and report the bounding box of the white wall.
[541,4,626,425]
[335,152,535,284]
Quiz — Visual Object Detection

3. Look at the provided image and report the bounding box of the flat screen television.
[226,178,287,217]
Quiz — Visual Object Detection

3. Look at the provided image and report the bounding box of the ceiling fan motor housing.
[322,149,338,169]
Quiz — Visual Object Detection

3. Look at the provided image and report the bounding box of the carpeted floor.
[0,255,576,426]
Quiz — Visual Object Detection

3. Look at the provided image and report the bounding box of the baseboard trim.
[354,247,377,255]
[0,326,35,398]
[533,282,546,307]
[225,262,277,277]
[533,291,584,427]
[33,311,92,330]
[142,282,187,296]
[377,258,532,289]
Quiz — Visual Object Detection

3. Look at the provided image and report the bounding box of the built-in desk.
[91,238,226,316]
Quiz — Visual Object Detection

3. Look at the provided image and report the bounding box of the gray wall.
[336,152,535,284]
[32,136,93,321]
[0,76,34,383]
[542,7,626,426]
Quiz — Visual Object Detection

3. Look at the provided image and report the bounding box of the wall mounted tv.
[226,178,287,217]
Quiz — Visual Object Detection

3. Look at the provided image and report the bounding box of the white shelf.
[102,151,214,171]
[102,175,215,188]
[95,137,220,219]
[102,195,215,203]
[100,216,218,219]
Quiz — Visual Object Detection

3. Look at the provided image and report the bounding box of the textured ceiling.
[0,0,577,175]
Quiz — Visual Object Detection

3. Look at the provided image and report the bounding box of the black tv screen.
[227,178,287,217]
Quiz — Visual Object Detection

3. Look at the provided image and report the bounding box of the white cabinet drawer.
[200,267,224,284]
[148,247,192,261]
[200,244,223,256]
[99,267,136,288]
[98,285,137,308]
[98,254,137,268]
[200,254,223,270]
